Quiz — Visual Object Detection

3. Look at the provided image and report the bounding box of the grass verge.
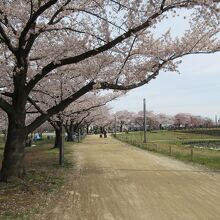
[114,130,220,170]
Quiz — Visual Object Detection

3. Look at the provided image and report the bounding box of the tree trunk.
[66,122,74,141]
[120,122,123,132]
[54,128,62,148]
[66,130,73,141]
[0,116,27,182]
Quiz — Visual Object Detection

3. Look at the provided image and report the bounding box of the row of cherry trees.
[0,0,219,181]
[113,110,215,131]
[0,92,115,147]
[2,107,214,137]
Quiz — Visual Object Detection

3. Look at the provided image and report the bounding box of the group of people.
[25,131,42,147]
[100,130,107,138]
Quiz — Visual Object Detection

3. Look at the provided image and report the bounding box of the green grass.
[114,130,220,169]
[177,128,220,137]
[0,211,27,220]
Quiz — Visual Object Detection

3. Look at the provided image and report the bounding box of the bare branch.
[41,27,106,42]
[0,24,16,53]
[27,96,46,115]
[160,0,166,10]
[116,35,137,84]
[0,9,17,35]
[0,96,13,115]
[19,0,58,48]
[48,0,71,25]
[26,111,39,114]
[76,9,126,32]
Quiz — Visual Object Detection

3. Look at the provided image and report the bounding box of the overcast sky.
[109,52,220,119]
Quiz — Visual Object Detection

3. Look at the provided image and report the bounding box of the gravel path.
[37,135,220,220]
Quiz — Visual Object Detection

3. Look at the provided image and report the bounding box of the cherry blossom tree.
[28,80,119,147]
[78,105,112,134]
[113,111,213,130]
[26,91,115,150]
[201,117,214,127]
[0,0,219,181]
[91,109,116,133]
[156,113,174,129]
[114,110,135,132]
[174,113,192,128]
[133,110,160,130]
[52,94,117,147]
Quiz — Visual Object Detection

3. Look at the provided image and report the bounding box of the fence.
[115,131,220,169]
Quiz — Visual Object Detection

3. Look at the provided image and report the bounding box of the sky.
[108,9,220,120]
[109,53,220,119]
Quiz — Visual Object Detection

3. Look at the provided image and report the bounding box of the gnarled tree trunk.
[0,114,27,182]
[0,69,27,182]
[66,121,74,141]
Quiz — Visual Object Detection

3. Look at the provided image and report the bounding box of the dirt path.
[37,135,220,220]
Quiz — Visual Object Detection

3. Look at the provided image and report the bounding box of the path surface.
[38,135,220,220]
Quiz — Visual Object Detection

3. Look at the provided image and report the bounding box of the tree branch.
[160,0,167,10]
[19,0,58,48]
[0,97,13,115]
[0,24,16,53]
[27,1,196,94]
[48,0,71,25]
[25,1,216,94]
[26,81,95,133]
[25,7,161,93]
[40,27,106,42]
[0,9,17,35]
[116,35,137,84]
[63,96,117,118]
[27,96,46,115]
[75,9,126,32]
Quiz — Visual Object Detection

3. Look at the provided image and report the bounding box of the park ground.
[1,134,220,219]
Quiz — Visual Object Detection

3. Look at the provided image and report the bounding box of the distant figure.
[100,132,103,138]
[103,130,107,138]
[34,132,40,141]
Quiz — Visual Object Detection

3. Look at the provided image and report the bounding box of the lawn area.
[114,129,220,170]
[0,135,75,220]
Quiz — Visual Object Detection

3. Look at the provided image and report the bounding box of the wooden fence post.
[169,146,172,156]
[190,148,194,161]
